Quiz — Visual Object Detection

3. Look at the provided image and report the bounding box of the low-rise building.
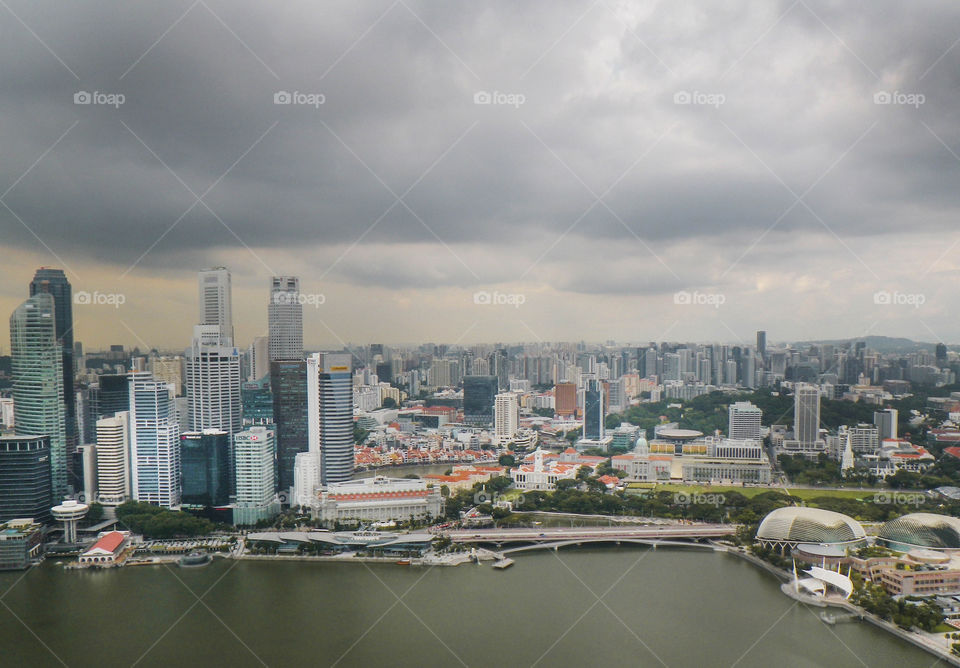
[510,448,580,491]
[78,531,129,567]
[312,476,443,526]
[0,519,43,570]
[879,566,960,596]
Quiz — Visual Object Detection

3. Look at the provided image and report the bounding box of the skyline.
[3,1,960,347]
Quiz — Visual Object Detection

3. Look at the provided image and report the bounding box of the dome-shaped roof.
[633,435,649,454]
[878,513,960,551]
[756,507,866,545]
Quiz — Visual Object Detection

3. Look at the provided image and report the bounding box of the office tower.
[494,393,519,445]
[607,378,625,413]
[233,426,280,524]
[150,356,184,396]
[180,430,231,507]
[270,360,308,495]
[728,401,763,440]
[29,269,77,475]
[78,444,97,505]
[84,373,130,443]
[555,382,577,417]
[186,325,242,436]
[724,359,738,385]
[0,398,13,428]
[429,358,455,388]
[873,408,898,440]
[95,412,130,505]
[307,352,353,485]
[0,435,52,523]
[268,276,303,361]
[583,378,605,440]
[241,376,273,425]
[756,331,766,360]
[742,349,756,389]
[293,450,320,508]
[463,375,498,426]
[10,293,67,498]
[129,374,180,507]
[247,336,269,382]
[793,384,821,444]
[197,267,233,345]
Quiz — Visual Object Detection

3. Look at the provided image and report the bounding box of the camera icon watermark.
[673,290,725,308]
[873,492,926,507]
[473,90,526,108]
[673,90,725,108]
[274,90,325,108]
[873,290,925,308]
[74,90,125,108]
[674,491,726,507]
[273,292,325,308]
[74,290,125,308]
[873,90,925,108]
[473,489,524,506]
[473,290,526,308]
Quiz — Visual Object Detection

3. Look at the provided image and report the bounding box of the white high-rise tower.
[494,392,518,445]
[129,373,180,507]
[268,276,303,361]
[198,267,233,345]
[728,401,762,441]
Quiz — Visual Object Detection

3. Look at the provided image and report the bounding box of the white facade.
[0,397,14,428]
[313,476,443,525]
[494,392,518,445]
[510,448,581,491]
[96,411,130,504]
[233,426,280,525]
[247,336,269,382]
[293,451,321,509]
[307,352,354,485]
[198,267,233,345]
[268,276,303,361]
[728,401,762,440]
[129,374,180,507]
[186,326,242,436]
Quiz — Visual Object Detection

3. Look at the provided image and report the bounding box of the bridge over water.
[447,524,737,553]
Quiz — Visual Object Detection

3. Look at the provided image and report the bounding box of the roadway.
[447,523,736,543]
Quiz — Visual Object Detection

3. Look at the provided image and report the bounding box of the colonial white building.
[311,476,443,526]
[510,448,580,491]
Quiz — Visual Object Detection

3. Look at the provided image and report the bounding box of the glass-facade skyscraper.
[307,352,353,485]
[271,360,307,495]
[463,375,498,426]
[0,435,53,523]
[10,293,67,498]
[180,430,231,507]
[129,373,181,507]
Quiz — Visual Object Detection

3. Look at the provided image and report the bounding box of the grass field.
[626,483,879,502]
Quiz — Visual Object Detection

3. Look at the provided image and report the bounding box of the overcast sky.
[2,0,960,352]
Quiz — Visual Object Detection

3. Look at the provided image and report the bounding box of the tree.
[381,396,397,409]
[85,502,104,523]
[498,454,516,467]
[353,425,370,445]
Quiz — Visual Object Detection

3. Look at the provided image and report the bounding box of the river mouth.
[0,547,933,667]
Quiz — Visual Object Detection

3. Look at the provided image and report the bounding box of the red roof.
[89,531,125,553]
[945,447,960,460]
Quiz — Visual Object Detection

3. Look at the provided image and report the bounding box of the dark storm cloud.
[1,0,959,291]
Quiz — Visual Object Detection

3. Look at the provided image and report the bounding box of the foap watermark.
[74,90,125,108]
[473,489,524,506]
[473,90,526,108]
[873,90,925,108]
[673,90,725,108]
[74,290,125,308]
[674,491,726,507]
[473,290,525,308]
[274,90,325,108]
[273,292,325,308]
[673,290,725,309]
[873,492,926,507]
[873,290,925,308]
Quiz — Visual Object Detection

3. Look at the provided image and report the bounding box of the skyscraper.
[268,276,303,361]
[233,426,280,525]
[728,401,763,440]
[583,378,605,440]
[247,336,269,382]
[197,267,233,345]
[463,375,498,426]
[271,359,307,495]
[554,382,577,417]
[186,325,242,436]
[129,373,181,507]
[29,269,77,476]
[10,293,67,498]
[180,430,231,507]
[756,331,767,360]
[494,392,518,445]
[307,352,353,485]
[95,412,130,505]
[0,435,52,523]
[793,384,821,445]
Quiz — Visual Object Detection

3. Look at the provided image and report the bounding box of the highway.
[447,523,736,543]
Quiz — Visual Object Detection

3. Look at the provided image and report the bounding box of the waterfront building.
[51,499,88,543]
[10,293,67,498]
[233,426,280,525]
[129,374,181,507]
[756,507,866,551]
[311,476,443,526]
[308,352,353,485]
[877,513,960,552]
[0,519,43,570]
[78,531,128,566]
[268,276,303,361]
[0,435,52,523]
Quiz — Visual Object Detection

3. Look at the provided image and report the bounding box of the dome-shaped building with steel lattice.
[877,513,960,552]
[756,507,866,551]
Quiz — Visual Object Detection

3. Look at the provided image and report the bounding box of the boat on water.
[396,559,411,565]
